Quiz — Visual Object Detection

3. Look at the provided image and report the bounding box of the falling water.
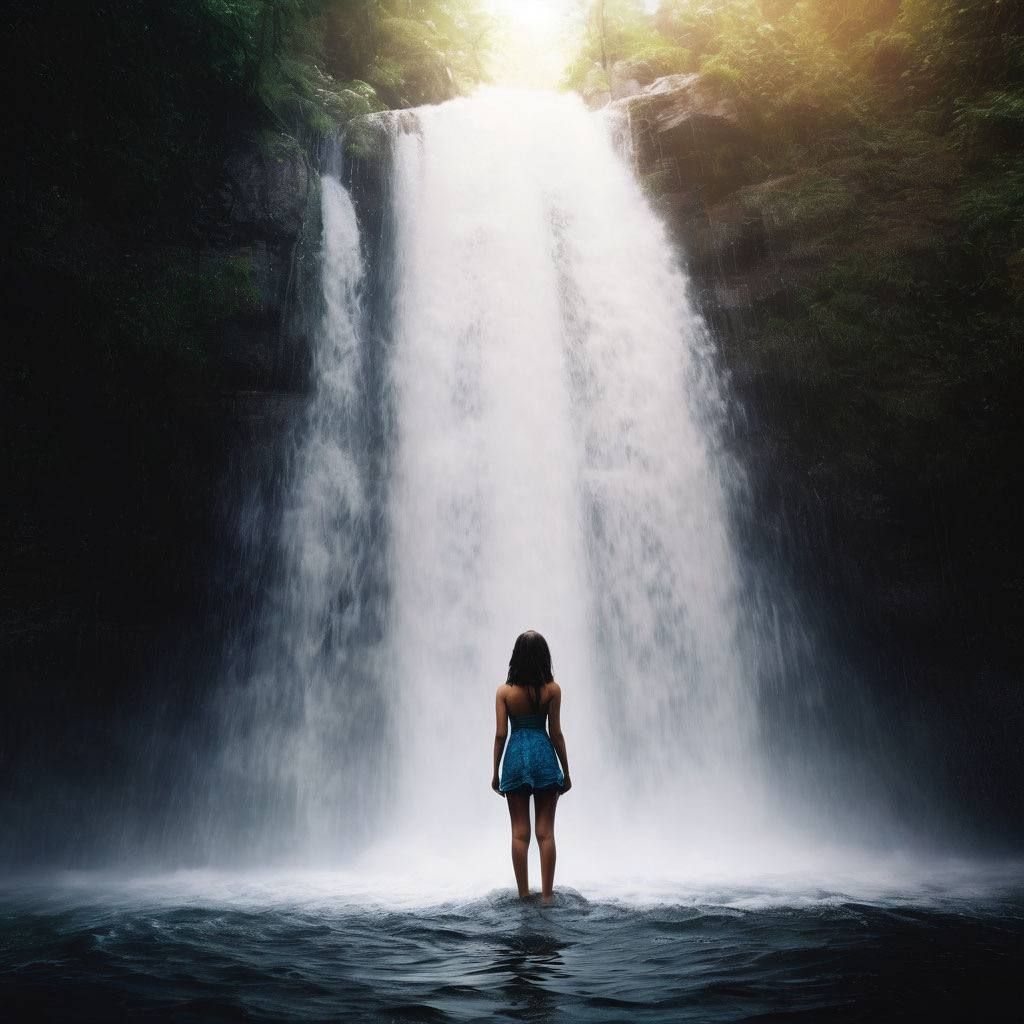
[211,169,390,863]
[383,89,764,874]
[214,89,851,888]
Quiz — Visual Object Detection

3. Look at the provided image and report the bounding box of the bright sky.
[481,0,662,89]
[481,0,583,89]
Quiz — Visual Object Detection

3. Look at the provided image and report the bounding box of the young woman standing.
[491,630,572,904]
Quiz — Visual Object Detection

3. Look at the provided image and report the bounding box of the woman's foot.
[540,892,554,906]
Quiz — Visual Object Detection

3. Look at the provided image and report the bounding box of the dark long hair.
[506,630,554,710]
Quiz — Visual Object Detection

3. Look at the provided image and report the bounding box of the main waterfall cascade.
[216,89,859,889]
[386,91,762,861]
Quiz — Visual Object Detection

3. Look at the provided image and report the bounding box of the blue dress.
[499,710,565,795]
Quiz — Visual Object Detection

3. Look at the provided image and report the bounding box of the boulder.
[610,74,749,185]
[222,135,313,243]
[345,109,420,162]
[615,73,752,201]
[621,74,778,308]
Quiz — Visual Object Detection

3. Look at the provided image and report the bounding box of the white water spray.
[214,175,389,862]
[220,89,806,889]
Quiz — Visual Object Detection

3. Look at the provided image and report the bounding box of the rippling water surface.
[1,871,1021,1022]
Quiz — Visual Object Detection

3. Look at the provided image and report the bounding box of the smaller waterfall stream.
[212,169,388,863]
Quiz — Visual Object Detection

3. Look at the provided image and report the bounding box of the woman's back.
[501,680,557,720]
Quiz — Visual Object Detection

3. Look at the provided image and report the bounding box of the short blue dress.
[499,710,565,795]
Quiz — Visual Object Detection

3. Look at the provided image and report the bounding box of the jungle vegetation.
[567,0,1023,664]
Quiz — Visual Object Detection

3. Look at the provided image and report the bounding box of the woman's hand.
[561,775,572,794]
[492,774,504,797]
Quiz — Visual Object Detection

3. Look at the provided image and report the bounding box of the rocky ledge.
[613,74,779,314]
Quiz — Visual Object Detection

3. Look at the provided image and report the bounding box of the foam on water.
[6,855,1022,917]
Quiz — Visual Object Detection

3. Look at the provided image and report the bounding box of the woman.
[491,629,572,904]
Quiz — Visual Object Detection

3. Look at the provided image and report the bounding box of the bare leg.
[534,787,559,903]
[506,790,531,897]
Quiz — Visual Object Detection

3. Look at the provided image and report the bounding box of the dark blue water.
[1,878,1021,1023]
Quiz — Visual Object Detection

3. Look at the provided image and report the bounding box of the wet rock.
[204,135,322,393]
[671,196,771,286]
[616,73,752,201]
[621,75,779,308]
[222,135,312,243]
[346,109,419,161]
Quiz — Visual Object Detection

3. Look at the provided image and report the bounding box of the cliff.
[4,127,322,703]
[614,74,1022,819]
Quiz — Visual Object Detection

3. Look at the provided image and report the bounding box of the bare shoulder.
[547,680,562,700]
[496,682,510,698]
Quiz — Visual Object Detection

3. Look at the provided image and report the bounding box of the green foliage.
[564,1,1024,647]
[954,88,1024,149]
[619,40,695,83]
[741,173,856,234]
[959,164,1024,236]
[322,0,492,108]
[571,0,1023,144]
[564,0,1024,430]
[563,0,692,90]
[897,0,1024,102]
[698,54,743,95]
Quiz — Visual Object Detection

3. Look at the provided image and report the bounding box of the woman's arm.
[547,683,571,791]
[492,685,508,795]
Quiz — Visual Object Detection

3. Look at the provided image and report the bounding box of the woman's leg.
[506,789,531,897]
[534,787,559,903]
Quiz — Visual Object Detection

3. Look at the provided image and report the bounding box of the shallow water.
[2,872,1020,1022]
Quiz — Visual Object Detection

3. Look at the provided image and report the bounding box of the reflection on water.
[485,903,568,1022]
[0,876,1020,1022]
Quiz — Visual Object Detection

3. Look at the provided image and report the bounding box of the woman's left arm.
[492,685,508,796]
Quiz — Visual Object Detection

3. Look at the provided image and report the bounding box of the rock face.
[223,138,313,241]
[612,80,889,624]
[618,75,1017,685]
[212,134,322,394]
[615,75,778,314]
[579,60,652,109]
[210,132,325,637]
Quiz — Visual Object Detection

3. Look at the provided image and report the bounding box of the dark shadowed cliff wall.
[1,0,488,864]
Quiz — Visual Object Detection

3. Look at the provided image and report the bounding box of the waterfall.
[383,89,764,874]
[211,169,389,863]
[215,88,814,886]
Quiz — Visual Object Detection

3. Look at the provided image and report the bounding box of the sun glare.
[482,0,582,89]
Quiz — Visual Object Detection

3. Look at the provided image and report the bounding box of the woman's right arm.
[547,683,571,792]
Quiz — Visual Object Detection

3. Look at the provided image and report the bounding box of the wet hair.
[506,630,554,710]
